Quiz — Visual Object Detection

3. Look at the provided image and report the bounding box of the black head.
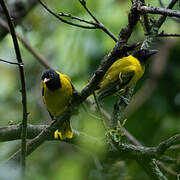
[41,69,61,91]
[133,49,158,64]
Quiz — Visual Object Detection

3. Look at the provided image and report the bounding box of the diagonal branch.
[0,0,37,40]
[141,0,177,48]
[79,0,100,24]
[78,0,118,42]
[137,159,168,180]
[139,0,151,35]
[0,17,52,69]
[156,0,178,28]
[157,134,180,155]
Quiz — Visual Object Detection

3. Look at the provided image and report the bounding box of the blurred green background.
[0,0,180,179]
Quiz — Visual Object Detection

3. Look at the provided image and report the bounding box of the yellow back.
[99,55,145,89]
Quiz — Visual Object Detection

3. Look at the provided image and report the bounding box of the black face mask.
[133,49,158,64]
[41,69,62,91]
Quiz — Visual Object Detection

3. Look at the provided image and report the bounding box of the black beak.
[148,49,159,56]
[133,49,159,63]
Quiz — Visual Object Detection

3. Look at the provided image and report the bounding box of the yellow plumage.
[41,73,72,116]
[99,55,145,90]
[41,70,73,140]
[97,49,158,100]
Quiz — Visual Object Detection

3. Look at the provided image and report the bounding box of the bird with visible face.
[41,69,73,140]
[97,49,158,100]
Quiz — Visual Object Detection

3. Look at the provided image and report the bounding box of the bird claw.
[54,130,63,140]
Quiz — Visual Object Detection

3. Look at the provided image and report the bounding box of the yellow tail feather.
[54,120,73,140]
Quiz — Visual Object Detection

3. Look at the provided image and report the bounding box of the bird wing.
[120,71,135,87]
[97,71,134,101]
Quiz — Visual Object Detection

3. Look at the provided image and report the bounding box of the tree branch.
[0,124,179,166]
[5,28,139,172]
[38,0,118,42]
[0,0,28,176]
[58,12,97,26]
[139,0,151,35]
[157,31,180,37]
[0,17,52,69]
[78,0,118,42]
[1,1,178,179]
[155,0,178,29]
[0,0,37,40]
[119,1,141,43]
[137,159,168,180]
[38,0,97,29]
[0,124,95,144]
[0,58,23,66]
[138,5,180,18]
[141,0,177,48]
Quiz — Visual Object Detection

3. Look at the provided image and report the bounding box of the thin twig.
[79,0,100,23]
[156,0,178,28]
[158,161,178,176]
[92,91,107,130]
[39,0,118,42]
[141,0,177,48]
[158,0,180,23]
[0,58,23,66]
[58,12,97,26]
[0,17,52,69]
[0,0,28,177]
[0,0,37,41]
[139,0,151,34]
[156,0,180,26]
[79,0,118,42]
[38,0,97,29]
[17,35,52,68]
[158,0,165,7]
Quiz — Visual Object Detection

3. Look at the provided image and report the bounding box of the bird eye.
[49,73,54,79]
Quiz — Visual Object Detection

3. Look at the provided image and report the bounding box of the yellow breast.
[41,72,72,117]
